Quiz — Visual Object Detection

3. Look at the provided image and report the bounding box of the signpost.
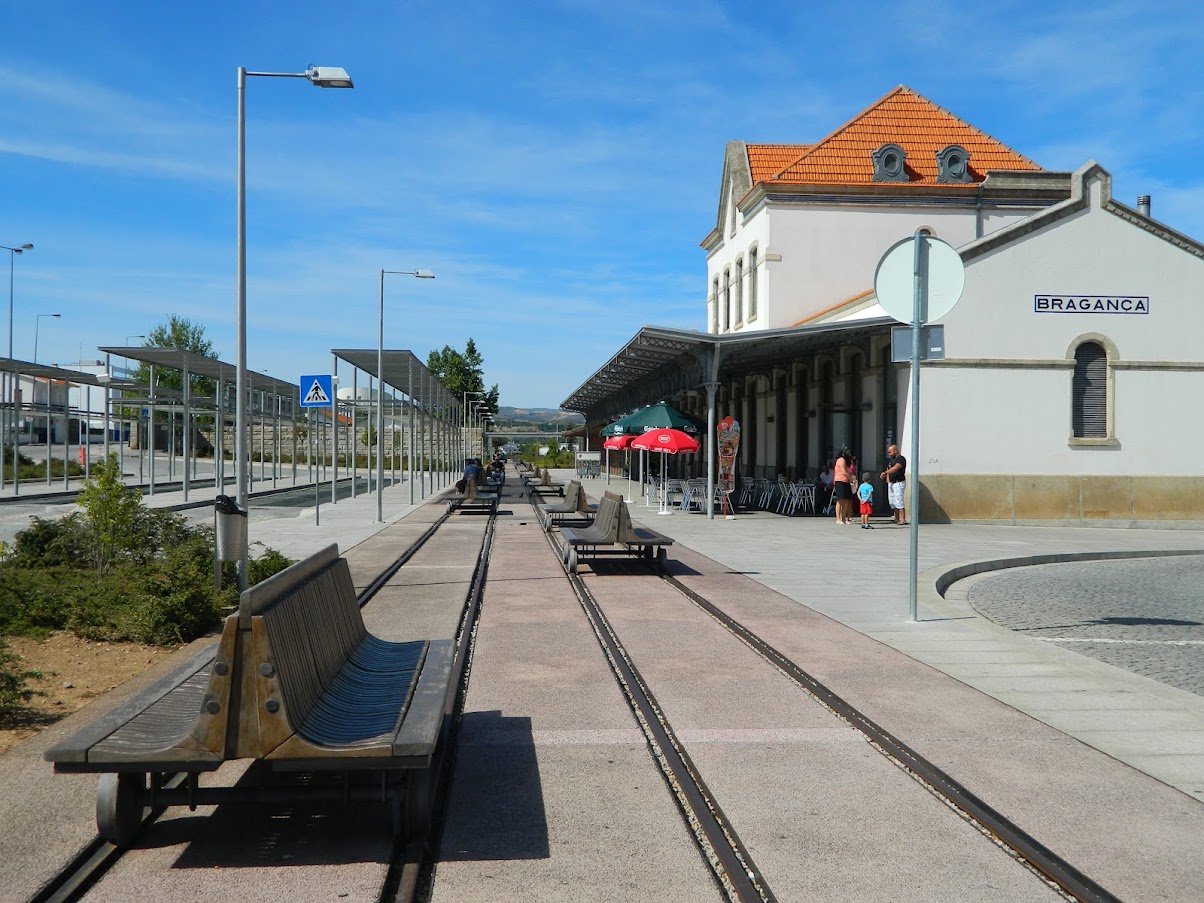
[300,375,334,524]
[874,232,964,621]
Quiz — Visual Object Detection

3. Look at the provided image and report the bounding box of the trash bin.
[214,494,247,562]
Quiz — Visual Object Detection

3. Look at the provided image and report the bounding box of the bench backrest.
[561,481,581,508]
[577,484,598,512]
[237,544,366,757]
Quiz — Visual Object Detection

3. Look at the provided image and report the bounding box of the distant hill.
[497,407,584,425]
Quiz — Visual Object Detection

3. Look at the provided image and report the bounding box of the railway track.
[28,476,1131,902]
[535,491,1124,903]
[29,498,494,903]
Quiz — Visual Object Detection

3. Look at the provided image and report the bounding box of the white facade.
[703,149,1064,335]
[905,163,1204,478]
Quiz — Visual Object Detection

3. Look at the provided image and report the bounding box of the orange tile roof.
[766,86,1041,187]
[746,144,810,183]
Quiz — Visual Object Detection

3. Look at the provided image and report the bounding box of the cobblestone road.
[968,555,1204,697]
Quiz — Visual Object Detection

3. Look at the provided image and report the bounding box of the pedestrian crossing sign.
[300,374,334,408]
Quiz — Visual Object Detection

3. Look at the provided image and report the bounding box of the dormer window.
[936,145,972,183]
[872,143,908,182]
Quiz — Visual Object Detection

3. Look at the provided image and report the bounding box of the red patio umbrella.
[602,434,634,492]
[631,429,700,514]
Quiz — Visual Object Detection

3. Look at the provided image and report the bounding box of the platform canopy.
[97,346,299,402]
[559,318,894,422]
[330,349,454,407]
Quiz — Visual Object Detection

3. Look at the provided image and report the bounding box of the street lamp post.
[462,391,482,464]
[33,313,60,364]
[467,400,485,458]
[3,243,32,487]
[3,243,32,363]
[377,268,434,522]
[236,64,353,589]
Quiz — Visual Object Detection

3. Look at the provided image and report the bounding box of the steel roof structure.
[330,349,455,407]
[560,317,896,422]
[97,346,300,400]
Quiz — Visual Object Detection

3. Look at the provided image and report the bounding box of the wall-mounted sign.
[1034,295,1149,314]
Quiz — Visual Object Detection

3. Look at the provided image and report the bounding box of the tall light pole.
[377,268,434,522]
[462,390,482,463]
[467,399,485,458]
[3,243,32,363]
[33,313,60,364]
[3,243,32,479]
[236,64,353,589]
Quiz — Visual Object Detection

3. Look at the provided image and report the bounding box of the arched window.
[710,277,720,333]
[722,268,731,332]
[1072,342,1107,438]
[734,257,744,327]
[748,248,758,320]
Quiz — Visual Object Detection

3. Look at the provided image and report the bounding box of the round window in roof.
[872,144,908,182]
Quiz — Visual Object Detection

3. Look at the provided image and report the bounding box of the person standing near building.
[857,472,874,529]
[881,444,907,525]
[832,447,853,524]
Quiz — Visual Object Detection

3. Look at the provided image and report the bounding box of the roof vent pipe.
[1138,195,1151,217]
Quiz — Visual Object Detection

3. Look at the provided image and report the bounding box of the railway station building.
[563,86,1204,523]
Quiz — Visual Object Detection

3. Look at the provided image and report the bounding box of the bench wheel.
[97,772,146,847]
[566,548,578,574]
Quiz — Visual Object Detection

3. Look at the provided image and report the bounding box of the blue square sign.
[300,374,334,408]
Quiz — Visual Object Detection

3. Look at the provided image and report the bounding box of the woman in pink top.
[832,448,853,524]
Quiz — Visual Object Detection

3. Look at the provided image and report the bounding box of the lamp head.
[305,66,354,88]
[414,270,435,279]
[21,244,32,250]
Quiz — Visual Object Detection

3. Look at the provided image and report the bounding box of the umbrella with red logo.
[631,429,700,514]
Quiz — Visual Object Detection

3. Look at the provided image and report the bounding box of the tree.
[133,315,219,398]
[427,338,499,414]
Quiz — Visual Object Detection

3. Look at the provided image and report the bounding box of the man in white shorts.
[880,444,907,525]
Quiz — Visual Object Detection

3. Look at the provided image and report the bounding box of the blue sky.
[2,1,1201,409]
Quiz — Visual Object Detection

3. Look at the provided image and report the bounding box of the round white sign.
[874,234,965,325]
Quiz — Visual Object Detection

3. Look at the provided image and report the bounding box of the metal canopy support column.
[215,378,224,490]
[147,364,156,497]
[351,366,358,497]
[407,356,414,505]
[182,368,191,502]
[331,354,338,504]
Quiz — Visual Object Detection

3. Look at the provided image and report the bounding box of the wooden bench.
[447,476,499,515]
[536,480,597,532]
[526,468,565,497]
[46,544,456,845]
[560,491,673,574]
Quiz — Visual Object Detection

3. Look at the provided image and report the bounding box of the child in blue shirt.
[858,473,874,529]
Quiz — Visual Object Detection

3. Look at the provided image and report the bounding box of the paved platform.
[577,472,1204,803]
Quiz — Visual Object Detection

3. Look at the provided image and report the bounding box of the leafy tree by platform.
[132,315,219,398]
[427,338,499,415]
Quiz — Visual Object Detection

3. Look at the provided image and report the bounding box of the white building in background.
[566,85,1204,522]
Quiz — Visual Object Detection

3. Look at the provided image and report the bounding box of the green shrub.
[0,638,40,715]
[249,548,292,585]
[9,514,90,568]
[0,462,294,646]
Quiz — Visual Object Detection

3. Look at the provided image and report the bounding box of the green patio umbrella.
[605,402,704,436]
